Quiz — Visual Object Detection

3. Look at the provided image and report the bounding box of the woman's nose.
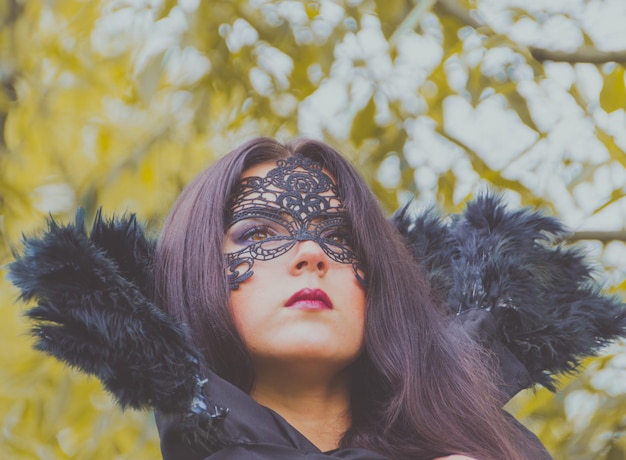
[289,240,329,276]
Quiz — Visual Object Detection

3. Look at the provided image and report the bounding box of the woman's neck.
[250,365,352,452]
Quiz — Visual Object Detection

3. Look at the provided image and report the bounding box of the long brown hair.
[154,137,539,459]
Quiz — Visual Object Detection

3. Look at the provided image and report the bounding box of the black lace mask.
[225,155,366,290]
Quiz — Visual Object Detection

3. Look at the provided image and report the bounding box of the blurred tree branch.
[390,0,438,47]
[0,0,21,25]
[571,231,626,243]
[437,0,626,63]
[0,0,20,148]
[436,0,481,29]
[530,47,626,64]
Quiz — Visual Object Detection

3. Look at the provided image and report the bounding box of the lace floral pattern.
[225,155,365,289]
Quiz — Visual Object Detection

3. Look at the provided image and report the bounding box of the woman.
[10,137,623,459]
[152,137,544,459]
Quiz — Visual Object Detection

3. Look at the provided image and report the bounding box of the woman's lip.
[285,288,333,310]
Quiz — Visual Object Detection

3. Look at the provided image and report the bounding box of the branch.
[530,47,626,64]
[437,0,482,29]
[436,0,626,64]
[1,0,22,26]
[390,0,439,47]
[569,231,626,243]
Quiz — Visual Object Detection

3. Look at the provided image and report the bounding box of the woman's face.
[224,157,366,373]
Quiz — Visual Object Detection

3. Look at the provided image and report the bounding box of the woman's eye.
[250,230,269,241]
[326,232,350,246]
[242,227,274,242]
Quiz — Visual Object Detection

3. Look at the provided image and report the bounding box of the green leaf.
[468,65,490,105]
[501,84,539,132]
[596,127,626,169]
[375,0,410,39]
[350,96,378,148]
[600,65,626,113]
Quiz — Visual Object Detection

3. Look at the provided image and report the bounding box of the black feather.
[7,210,227,450]
[394,193,626,390]
[89,208,155,295]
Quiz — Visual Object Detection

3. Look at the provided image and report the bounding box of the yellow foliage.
[0,276,161,459]
[1,0,625,458]
[600,65,626,113]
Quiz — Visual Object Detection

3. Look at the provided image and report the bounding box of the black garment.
[155,368,552,460]
[156,370,387,459]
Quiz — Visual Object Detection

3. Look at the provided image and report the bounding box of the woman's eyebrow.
[229,211,288,225]
[309,215,348,225]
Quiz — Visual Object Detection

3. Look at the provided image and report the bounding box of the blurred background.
[1,0,625,458]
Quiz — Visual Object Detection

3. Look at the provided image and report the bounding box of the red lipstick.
[285,288,333,310]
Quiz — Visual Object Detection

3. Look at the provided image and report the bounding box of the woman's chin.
[252,341,362,373]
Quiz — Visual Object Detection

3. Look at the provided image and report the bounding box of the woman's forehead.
[241,161,276,179]
[230,156,344,220]
[241,159,336,183]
